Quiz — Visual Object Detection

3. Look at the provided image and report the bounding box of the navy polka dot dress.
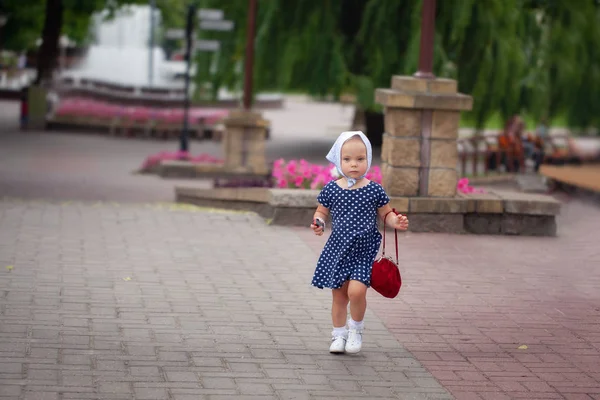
[312,180,390,289]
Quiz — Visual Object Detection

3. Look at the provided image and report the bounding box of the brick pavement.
[298,196,600,400]
[0,101,216,203]
[0,99,354,204]
[0,199,452,400]
[2,99,600,399]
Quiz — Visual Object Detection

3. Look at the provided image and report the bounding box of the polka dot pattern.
[311,181,390,289]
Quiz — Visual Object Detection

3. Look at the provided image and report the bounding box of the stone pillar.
[375,76,473,198]
[223,110,269,175]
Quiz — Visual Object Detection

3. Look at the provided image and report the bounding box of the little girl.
[310,131,409,354]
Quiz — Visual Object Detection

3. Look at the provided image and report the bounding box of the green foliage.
[0,0,46,50]
[181,0,600,132]
[155,0,189,59]
[0,0,148,51]
[4,0,597,131]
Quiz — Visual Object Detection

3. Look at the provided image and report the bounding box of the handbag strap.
[382,208,399,264]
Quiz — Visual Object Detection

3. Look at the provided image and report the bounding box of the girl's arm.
[377,204,409,231]
[377,204,394,225]
[313,205,329,223]
[311,205,329,236]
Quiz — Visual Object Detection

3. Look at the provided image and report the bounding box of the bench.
[539,164,600,193]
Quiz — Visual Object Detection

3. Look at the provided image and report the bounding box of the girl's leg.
[347,280,368,322]
[329,282,350,353]
[331,281,350,327]
[345,280,368,353]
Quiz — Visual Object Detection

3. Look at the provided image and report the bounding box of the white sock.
[331,326,348,338]
[348,318,364,331]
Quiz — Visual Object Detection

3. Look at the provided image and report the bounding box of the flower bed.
[272,159,483,194]
[141,154,485,195]
[457,177,485,194]
[140,151,223,172]
[272,159,382,189]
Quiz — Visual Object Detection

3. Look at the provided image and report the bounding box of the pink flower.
[191,154,209,162]
[272,168,284,179]
[368,166,382,183]
[141,151,223,171]
[311,165,322,175]
[286,160,297,175]
[456,177,485,194]
[265,160,388,188]
[176,150,189,160]
[272,163,284,179]
[311,174,326,189]
[294,176,304,188]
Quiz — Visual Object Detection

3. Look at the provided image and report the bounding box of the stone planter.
[175,186,561,236]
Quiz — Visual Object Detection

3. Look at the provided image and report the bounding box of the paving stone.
[296,192,600,399]
[0,200,450,399]
[3,115,598,400]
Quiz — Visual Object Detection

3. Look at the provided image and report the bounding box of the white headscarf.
[326,131,372,188]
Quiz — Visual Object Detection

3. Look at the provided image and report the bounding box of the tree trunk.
[35,0,63,85]
[364,110,384,147]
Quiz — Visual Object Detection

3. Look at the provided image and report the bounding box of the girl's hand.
[390,213,409,231]
[311,218,325,236]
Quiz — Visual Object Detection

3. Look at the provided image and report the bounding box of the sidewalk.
[298,195,600,399]
[1,99,600,399]
[0,199,451,400]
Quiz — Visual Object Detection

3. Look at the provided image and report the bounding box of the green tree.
[155,0,188,59]
[0,1,46,52]
[185,0,600,132]
[538,0,600,130]
[0,0,148,84]
[5,0,597,131]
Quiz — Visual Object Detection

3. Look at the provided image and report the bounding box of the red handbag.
[371,209,402,298]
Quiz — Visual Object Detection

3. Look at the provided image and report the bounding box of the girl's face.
[340,138,368,179]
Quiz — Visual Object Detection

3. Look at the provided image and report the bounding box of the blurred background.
[0,0,599,192]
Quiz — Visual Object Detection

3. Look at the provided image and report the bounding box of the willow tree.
[185,0,600,132]
[192,0,352,101]
[433,0,529,128]
[538,0,600,131]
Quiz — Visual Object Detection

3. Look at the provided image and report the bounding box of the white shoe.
[345,328,363,354]
[329,336,346,353]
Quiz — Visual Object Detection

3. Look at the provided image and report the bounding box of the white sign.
[194,40,220,52]
[199,20,234,32]
[165,28,185,39]
[197,9,223,21]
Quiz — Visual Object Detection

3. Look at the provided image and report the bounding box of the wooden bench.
[458,132,525,176]
[539,164,600,193]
